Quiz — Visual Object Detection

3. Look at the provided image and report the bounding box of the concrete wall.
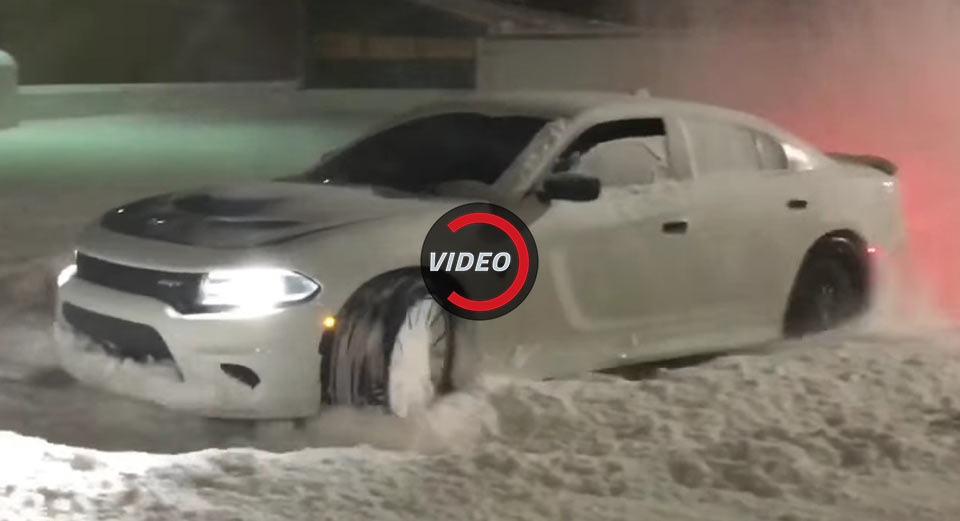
[476,1,960,313]
[0,50,16,128]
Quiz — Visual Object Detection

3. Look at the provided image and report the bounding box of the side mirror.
[540,173,601,202]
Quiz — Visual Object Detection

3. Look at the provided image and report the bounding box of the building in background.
[0,0,627,88]
[301,0,627,88]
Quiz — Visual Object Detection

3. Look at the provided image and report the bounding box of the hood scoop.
[173,194,286,218]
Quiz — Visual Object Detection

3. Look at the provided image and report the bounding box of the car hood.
[100,182,457,248]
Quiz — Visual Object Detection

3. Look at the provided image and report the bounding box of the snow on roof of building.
[407,0,634,35]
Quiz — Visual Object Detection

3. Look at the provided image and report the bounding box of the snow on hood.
[99,182,454,249]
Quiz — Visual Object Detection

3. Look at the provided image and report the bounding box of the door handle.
[662,220,689,234]
[787,199,808,210]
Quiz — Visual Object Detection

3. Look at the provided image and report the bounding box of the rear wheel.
[321,270,459,417]
[783,241,868,337]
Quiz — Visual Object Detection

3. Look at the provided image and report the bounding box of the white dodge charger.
[55,92,905,419]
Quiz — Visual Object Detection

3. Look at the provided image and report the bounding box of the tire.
[783,249,867,337]
[320,270,460,417]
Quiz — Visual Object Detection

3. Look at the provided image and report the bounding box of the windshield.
[300,112,548,193]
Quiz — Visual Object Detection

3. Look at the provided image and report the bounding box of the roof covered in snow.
[408,90,756,122]
[406,90,820,152]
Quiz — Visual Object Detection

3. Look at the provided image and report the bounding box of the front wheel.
[321,270,462,417]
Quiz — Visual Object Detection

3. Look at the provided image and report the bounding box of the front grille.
[75,253,203,313]
[62,303,176,364]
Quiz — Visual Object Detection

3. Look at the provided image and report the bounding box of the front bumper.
[56,276,326,419]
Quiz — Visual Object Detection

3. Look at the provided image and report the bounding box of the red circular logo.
[420,203,538,320]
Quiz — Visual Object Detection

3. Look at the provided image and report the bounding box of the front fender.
[272,209,455,315]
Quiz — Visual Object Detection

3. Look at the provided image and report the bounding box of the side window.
[684,119,759,174]
[554,119,669,186]
[754,131,789,170]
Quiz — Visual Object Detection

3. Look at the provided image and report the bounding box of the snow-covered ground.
[1,107,960,520]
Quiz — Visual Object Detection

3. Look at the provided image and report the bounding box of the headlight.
[198,268,319,311]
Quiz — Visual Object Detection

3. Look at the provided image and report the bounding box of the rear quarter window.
[683,118,759,175]
[755,131,789,170]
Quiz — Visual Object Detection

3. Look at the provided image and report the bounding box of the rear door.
[678,117,817,339]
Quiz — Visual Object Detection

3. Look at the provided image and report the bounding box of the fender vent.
[220,364,261,389]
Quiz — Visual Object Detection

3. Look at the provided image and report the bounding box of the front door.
[481,118,704,376]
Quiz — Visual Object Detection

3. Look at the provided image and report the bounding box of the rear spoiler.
[827,153,897,176]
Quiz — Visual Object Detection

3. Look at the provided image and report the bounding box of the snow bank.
[2,331,960,520]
